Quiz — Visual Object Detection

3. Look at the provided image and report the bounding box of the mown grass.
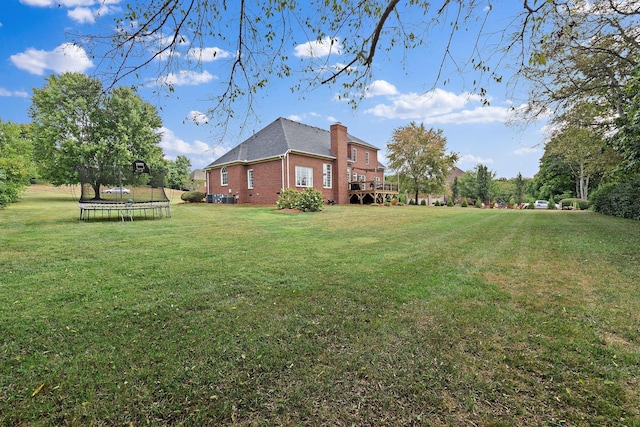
[1,185,639,426]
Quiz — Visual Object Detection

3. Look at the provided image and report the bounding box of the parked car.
[534,200,548,209]
[102,186,131,194]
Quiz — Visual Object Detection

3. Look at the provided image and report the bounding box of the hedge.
[590,177,640,220]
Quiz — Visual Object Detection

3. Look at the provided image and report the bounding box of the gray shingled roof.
[206,117,380,168]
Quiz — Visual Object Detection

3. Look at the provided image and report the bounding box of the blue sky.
[0,0,547,178]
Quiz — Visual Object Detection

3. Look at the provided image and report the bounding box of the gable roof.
[205,117,380,169]
[189,169,206,181]
[446,166,465,183]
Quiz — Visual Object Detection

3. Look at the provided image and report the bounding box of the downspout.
[281,149,291,190]
[285,149,291,188]
[280,153,285,190]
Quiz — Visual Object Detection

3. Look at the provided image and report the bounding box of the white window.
[347,168,351,183]
[295,166,313,187]
[247,169,254,189]
[323,164,332,188]
[221,167,228,186]
[365,152,370,165]
[352,148,357,161]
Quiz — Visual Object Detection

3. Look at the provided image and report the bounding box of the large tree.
[456,165,499,204]
[614,64,640,173]
[510,1,640,199]
[475,164,494,205]
[166,155,192,190]
[0,121,33,208]
[543,101,621,199]
[519,2,639,128]
[490,177,515,205]
[456,170,476,201]
[29,73,164,197]
[532,150,575,201]
[387,122,458,204]
[545,127,614,200]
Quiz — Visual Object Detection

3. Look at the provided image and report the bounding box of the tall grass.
[1,185,639,426]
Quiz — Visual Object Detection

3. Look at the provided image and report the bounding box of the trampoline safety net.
[75,160,171,221]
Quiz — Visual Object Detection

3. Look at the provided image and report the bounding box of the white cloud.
[187,47,232,62]
[20,0,104,7]
[514,146,542,155]
[143,33,191,62]
[154,49,179,62]
[209,144,230,160]
[286,112,321,123]
[66,3,119,23]
[95,3,120,16]
[575,0,637,15]
[365,89,478,119]
[364,88,524,125]
[10,43,93,75]
[157,70,215,86]
[21,0,122,14]
[0,87,29,98]
[187,110,209,125]
[67,7,95,23]
[458,154,494,166]
[364,80,398,98]
[294,37,342,58]
[158,126,223,166]
[153,33,190,50]
[426,105,515,124]
[20,1,121,24]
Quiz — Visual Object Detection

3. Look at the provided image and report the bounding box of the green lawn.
[1,185,639,426]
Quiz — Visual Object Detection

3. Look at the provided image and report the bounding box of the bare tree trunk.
[577,163,589,200]
[584,176,589,200]
[575,177,580,200]
[92,183,102,200]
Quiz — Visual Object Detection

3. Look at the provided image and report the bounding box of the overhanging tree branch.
[321,0,401,85]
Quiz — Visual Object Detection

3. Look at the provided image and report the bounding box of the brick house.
[188,169,206,192]
[204,117,398,204]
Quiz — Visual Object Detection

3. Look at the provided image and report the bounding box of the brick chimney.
[330,122,349,204]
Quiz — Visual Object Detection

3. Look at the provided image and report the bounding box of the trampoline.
[75,160,171,222]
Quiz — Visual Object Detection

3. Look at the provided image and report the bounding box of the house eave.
[204,155,286,170]
[348,140,379,151]
[288,150,336,161]
[205,149,339,171]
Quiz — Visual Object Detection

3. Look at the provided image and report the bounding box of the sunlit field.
[1,185,639,426]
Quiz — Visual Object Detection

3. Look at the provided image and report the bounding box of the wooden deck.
[347,181,399,204]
